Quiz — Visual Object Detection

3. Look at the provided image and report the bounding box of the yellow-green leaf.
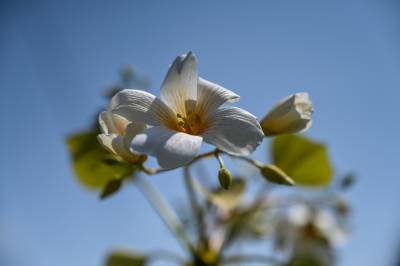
[66,131,136,189]
[272,134,333,187]
[105,250,147,266]
[100,179,123,199]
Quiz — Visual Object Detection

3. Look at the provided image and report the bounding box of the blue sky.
[1,0,400,265]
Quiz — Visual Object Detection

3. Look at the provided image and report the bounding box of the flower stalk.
[134,175,196,254]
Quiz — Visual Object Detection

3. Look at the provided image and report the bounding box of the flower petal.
[203,107,264,156]
[99,111,130,135]
[97,134,118,154]
[131,126,203,169]
[196,77,240,119]
[260,92,313,136]
[98,130,141,162]
[110,89,176,127]
[160,52,198,115]
[122,122,146,151]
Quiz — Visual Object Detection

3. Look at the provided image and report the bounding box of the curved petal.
[131,126,203,169]
[160,52,198,115]
[196,77,240,119]
[260,92,313,136]
[99,111,130,135]
[99,111,114,135]
[97,134,123,155]
[98,132,139,162]
[110,89,177,127]
[202,107,264,156]
[122,122,146,149]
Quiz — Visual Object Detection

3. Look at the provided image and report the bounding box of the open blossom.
[107,52,264,169]
[260,92,313,136]
[97,108,145,162]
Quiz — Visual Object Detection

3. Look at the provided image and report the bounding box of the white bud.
[261,92,313,136]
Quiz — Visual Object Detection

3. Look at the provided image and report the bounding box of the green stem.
[221,254,280,265]
[214,152,225,169]
[135,175,195,254]
[141,149,217,175]
[183,166,208,250]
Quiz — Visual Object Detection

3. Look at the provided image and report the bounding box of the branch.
[183,166,208,250]
[222,254,280,265]
[140,149,218,175]
[134,175,196,254]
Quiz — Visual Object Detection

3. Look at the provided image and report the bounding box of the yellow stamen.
[176,111,206,135]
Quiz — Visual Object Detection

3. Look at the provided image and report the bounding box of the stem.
[222,254,280,265]
[141,149,217,176]
[214,152,225,169]
[183,166,208,249]
[225,153,264,168]
[135,175,195,254]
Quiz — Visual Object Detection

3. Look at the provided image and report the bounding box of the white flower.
[260,92,313,136]
[108,52,264,169]
[286,205,347,247]
[97,108,145,163]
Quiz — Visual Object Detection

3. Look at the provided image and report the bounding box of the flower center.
[176,112,205,135]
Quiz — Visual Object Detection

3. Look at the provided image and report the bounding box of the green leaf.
[66,131,136,190]
[100,179,123,199]
[272,134,333,187]
[105,250,147,266]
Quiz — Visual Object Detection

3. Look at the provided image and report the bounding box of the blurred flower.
[97,109,145,163]
[278,204,348,248]
[261,92,313,136]
[109,52,264,168]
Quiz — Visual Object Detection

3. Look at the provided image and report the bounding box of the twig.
[183,166,208,250]
[222,254,280,265]
[135,175,196,254]
[140,149,218,175]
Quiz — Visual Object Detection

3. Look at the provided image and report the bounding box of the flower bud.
[260,164,295,186]
[218,168,232,189]
[261,92,313,136]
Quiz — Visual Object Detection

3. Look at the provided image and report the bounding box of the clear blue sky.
[1,0,400,265]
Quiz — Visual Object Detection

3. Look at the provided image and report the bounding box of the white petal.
[99,111,130,135]
[260,92,313,136]
[110,89,176,127]
[122,123,146,150]
[196,77,240,119]
[131,127,203,169]
[99,111,114,135]
[160,52,198,115]
[97,134,118,155]
[98,132,139,162]
[203,107,264,156]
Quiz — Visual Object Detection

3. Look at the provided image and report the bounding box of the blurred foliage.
[66,131,137,191]
[66,66,149,198]
[199,178,246,211]
[105,251,147,266]
[65,65,351,266]
[272,134,333,187]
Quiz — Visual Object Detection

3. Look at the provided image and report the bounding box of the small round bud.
[218,168,232,190]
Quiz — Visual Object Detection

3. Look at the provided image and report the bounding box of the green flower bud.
[260,164,295,186]
[218,168,232,190]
